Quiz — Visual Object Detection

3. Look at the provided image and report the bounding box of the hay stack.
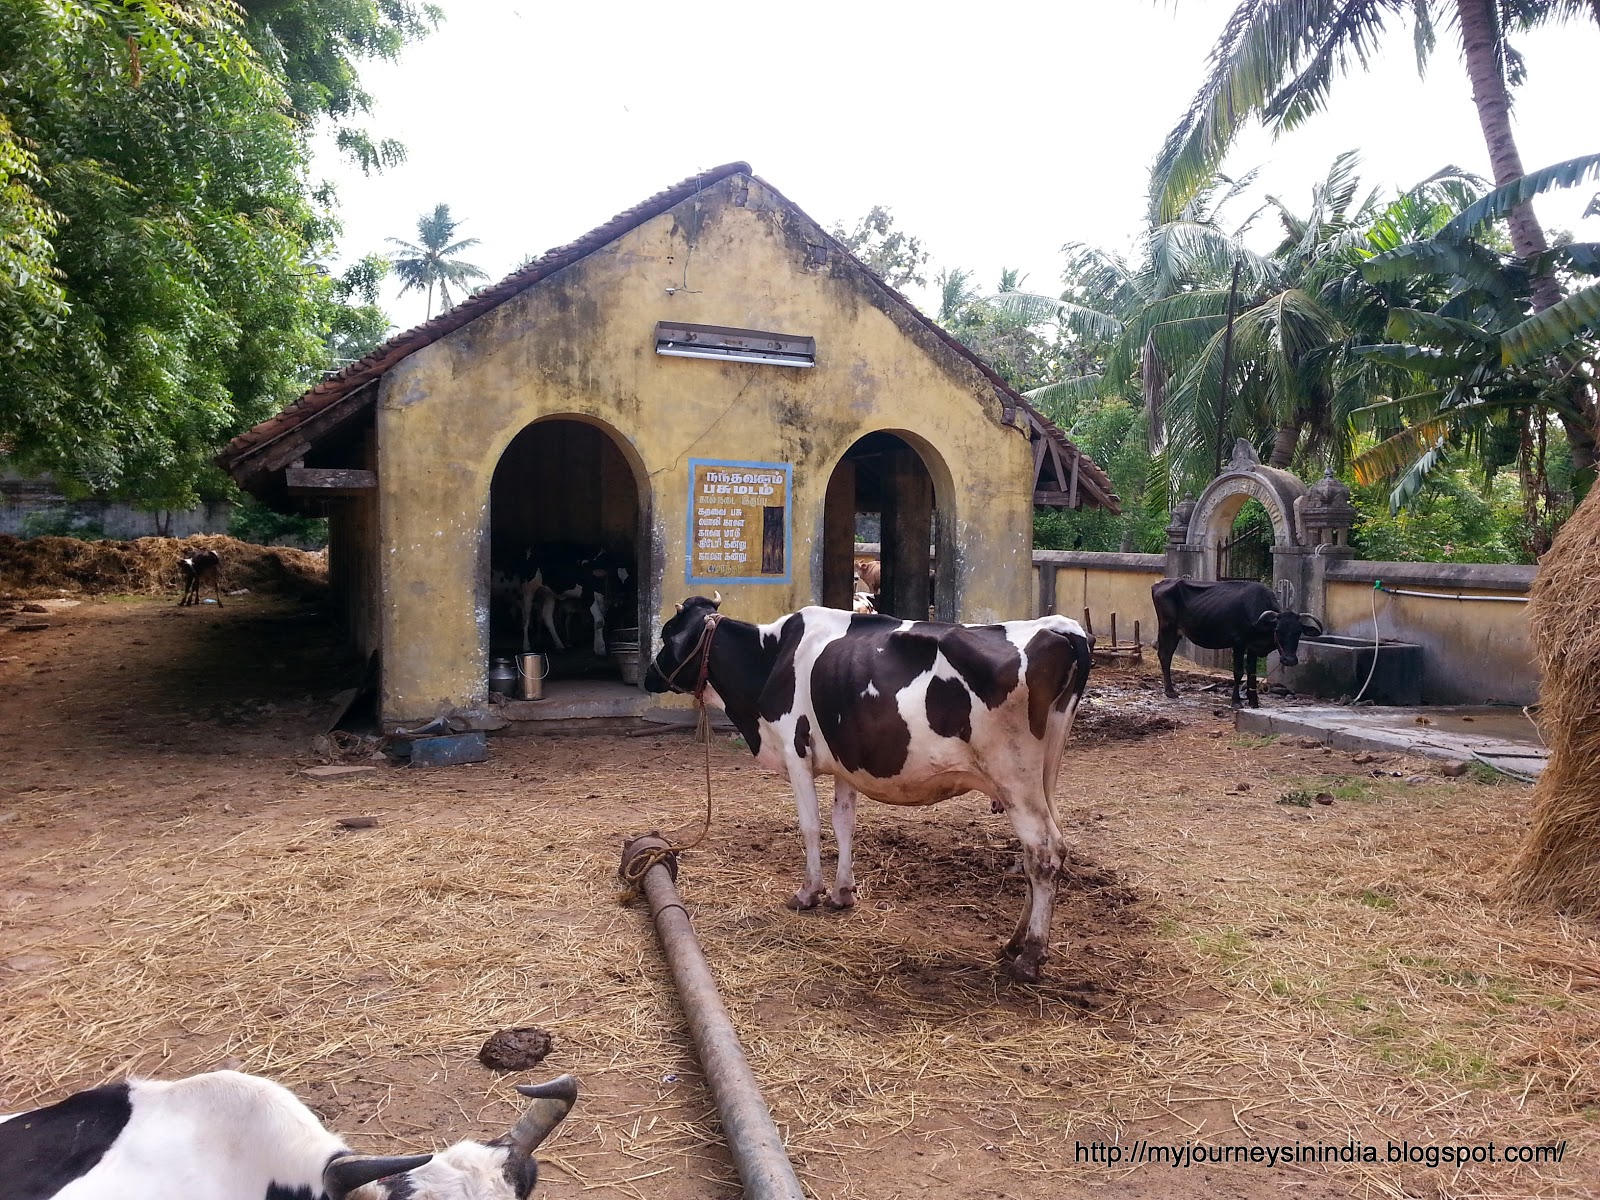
[0,533,326,599]
[1507,487,1600,915]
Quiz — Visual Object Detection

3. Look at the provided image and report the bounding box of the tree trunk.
[1268,423,1298,468]
[1142,332,1166,454]
[1456,0,1596,484]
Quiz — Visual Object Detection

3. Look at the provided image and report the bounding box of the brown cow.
[853,558,881,593]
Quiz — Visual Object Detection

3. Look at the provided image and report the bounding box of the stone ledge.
[1327,559,1536,591]
[1031,551,1166,571]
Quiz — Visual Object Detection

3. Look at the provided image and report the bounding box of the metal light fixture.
[655,322,815,368]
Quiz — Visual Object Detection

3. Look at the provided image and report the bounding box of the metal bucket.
[516,652,548,701]
[609,642,642,687]
[488,657,517,698]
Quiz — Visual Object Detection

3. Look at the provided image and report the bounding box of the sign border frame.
[685,457,794,586]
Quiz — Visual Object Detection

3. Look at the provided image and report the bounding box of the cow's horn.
[674,602,682,614]
[711,590,722,606]
[324,1153,433,1199]
[508,1075,579,1156]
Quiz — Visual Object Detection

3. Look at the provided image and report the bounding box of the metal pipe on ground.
[619,835,806,1200]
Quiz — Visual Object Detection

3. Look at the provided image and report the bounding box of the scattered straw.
[2,673,1598,1197]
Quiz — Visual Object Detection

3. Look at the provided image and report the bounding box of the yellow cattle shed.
[221,164,1117,724]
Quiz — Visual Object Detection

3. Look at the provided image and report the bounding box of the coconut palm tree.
[1028,158,1487,499]
[934,267,982,323]
[1149,0,1600,482]
[387,204,489,319]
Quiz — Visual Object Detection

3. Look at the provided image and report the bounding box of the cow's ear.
[1255,610,1279,630]
[1299,614,1324,638]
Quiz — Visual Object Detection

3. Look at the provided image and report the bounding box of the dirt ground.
[2,594,1597,1200]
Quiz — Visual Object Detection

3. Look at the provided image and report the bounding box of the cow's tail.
[1042,628,1094,802]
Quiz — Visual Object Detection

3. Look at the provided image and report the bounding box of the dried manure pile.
[1509,486,1600,916]
[0,533,326,600]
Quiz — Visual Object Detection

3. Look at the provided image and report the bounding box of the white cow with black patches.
[0,1070,577,1200]
[646,597,1093,982]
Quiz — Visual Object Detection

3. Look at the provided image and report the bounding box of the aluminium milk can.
[488,657,517,698]
[516,652,548,701]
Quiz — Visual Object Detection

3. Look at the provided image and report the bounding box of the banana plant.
[1352,159,1600,508]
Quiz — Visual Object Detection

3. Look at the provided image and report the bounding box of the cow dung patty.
[478,1026,556,1071]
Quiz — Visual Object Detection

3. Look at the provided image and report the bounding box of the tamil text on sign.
[687,459,792,584]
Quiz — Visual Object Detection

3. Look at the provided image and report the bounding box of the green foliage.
[1030,397,1169,551]
[325,253,393,366]
[0,0,427,507]
[1,0,320,499]
[831,205,930,291]
[239,0,442,171]
[19,509,107,540]
[228,496,329,547]
[1350,159,1600,519]
[1347,461,1528,564]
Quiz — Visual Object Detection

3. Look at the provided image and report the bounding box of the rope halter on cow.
[620,610,724,896]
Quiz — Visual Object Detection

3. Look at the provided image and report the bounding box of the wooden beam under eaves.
[285,467,377,496]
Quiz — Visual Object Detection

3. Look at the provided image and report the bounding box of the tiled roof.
[218,163,1118,513]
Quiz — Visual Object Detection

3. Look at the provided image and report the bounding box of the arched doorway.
[821,432,954,621]
[488,417,648,684]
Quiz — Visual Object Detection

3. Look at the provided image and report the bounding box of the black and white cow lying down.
[0,1069,577,1200]
[645,596,1093,982]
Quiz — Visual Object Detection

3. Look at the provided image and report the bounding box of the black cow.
[645,596,1093,982]
[1152,579,1323,708]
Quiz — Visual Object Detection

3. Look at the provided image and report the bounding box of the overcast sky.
[313,0,1599,331]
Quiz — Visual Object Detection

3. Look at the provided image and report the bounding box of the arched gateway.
[1183,439,1307,582]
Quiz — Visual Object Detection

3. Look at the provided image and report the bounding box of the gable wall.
[374,176,1034,720]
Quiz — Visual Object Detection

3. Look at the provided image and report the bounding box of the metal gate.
[1218,524,1272,582]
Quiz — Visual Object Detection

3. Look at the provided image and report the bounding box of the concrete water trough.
[1279,634,1424,706]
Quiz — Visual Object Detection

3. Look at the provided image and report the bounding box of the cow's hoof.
[1248,697,1261,710]
[824,889,856,911]
[1002,952,1045,984]
[1164,688,1179,700]
[1230,698,1244,710]
[786,890,822,911]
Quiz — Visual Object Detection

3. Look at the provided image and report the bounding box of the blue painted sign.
[686,458,792,585]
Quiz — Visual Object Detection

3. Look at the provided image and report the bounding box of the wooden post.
[1037,561,1057,617]
[881,448,932,621]
[822,460,855,610]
